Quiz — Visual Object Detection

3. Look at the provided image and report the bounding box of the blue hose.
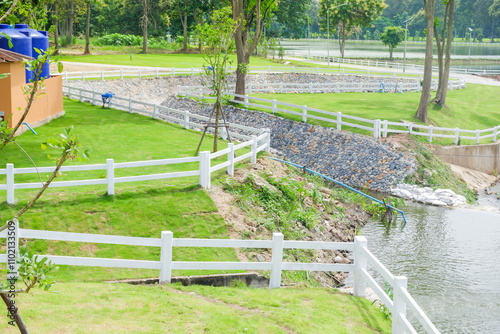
[22,122,37,135]
[266,156,407,227]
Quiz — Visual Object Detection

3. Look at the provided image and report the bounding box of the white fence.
[0,221,439,334]
[292,53,500,76]
[0,131,270,204]
[178,86,500,144]
[178,78,465,95]
[61,64,461,82]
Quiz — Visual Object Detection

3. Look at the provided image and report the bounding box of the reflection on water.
[361,195,500,333]
[281,39,500,64]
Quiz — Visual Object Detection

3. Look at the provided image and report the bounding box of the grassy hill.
[0,98,391,333]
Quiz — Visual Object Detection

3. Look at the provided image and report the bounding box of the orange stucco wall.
[0,61,63,130]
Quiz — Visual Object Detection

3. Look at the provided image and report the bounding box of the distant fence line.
[288,53,500,75]
[60,64,463,83]
[0,221,440,334]
[178,86,499,145]
[180,78,465,95]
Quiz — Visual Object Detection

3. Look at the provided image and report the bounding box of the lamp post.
[327,2,348,65]
[403,15,415,73]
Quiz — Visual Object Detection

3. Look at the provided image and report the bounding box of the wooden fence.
[0,221,440,334]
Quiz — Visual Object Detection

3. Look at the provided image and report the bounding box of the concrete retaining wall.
[435,143,500,174]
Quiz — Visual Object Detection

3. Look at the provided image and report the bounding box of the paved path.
[283,56,500,86]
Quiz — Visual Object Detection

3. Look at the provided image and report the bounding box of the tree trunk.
[434,0,455,107]
[1,292,29,334]
[389,46,393,61]
[66,0,74,46]
[338,22,347,58]
[84,1,91,55]
[232,0,265,99]
[182,13,188,52]
[433,25,444,98]
[53,1,60,55]
[141,0,149,54]
[415,0,435,123]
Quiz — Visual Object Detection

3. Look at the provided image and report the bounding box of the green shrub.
[95,33,142,46]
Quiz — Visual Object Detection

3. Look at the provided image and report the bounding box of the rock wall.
[66,74,418,193]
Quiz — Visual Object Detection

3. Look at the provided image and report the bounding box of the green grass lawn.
[56,53,286,69]
[248,83,500,145]
[0,98,247,282]
[0,282,391,334]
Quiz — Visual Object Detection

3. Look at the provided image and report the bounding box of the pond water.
[361,184,500,333]
[280,39,500,69]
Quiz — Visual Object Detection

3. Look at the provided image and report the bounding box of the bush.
[95,33,142,46]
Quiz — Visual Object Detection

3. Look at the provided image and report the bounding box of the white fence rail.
[61,64,465,83]
[178,86,500,144]
[62,85,265,142]
[0,132,270,204]
[0,221,439,334]
[290,53,500,76]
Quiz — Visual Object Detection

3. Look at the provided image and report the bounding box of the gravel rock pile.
[66,73,418,192]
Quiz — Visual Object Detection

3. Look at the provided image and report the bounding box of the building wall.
[0,61,63,131]
[435,143,500,174]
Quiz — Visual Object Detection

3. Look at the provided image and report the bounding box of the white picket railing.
[0,131,270,204]
[62,85,265,142]
[61,63,465,82]
[0,221,439,334]
[291,53,500,76]
[178,86,500,144]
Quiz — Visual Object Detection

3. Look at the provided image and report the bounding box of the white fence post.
[373,119,381,139]
[159,231,173,284]
[302,105,308,123]
[139,70,142,79]
[106,159,115,196]
[82,71,85,81]
[428,125,434,143]
[272,99,277,114]
[155,69,159,78]
[199,151,211,189]
[153,104,158,119]
[382,120,388,138]
[172,67,175,76]
[309,82,312,93]
[454,128,460,144]
[493,126,498,142]
[191,67,194,76]
[120,69,123,80]
[392,276,408,334]
[244,95,249,109]
[264,128,271,152]
[100,71,104,80]
[353,236,367,297]
[6,163,15,204]
[251,136,258,164]
[269,232,284,288]
[183,111,190,129]
[227,143,235,176]
[337,112,342,131]
[475,130,480,144]
[128,98,133,113]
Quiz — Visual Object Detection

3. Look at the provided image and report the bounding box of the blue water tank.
[0,23,33,82]
[14,24,50,80]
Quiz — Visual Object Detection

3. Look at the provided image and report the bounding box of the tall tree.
[320,0,386,58]
[415,0,435,123]
[379,25,404,60]
[177,0,190,51]
[432,0,455,107]
[232,0,278,99]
